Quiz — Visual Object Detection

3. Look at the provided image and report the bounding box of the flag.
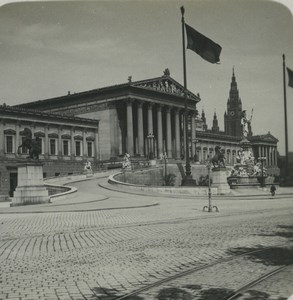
[287,67,293,88]
[185,23,222,64]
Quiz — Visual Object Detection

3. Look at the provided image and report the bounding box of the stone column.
[71,127,75,159]
[191,111,196,160]
[0,120,4,156]
[126,100,134,155]
[274,146,278,166]
[166,106,172,158]
[15,121,20,156]
[44,125,49,159]
[147,103,153,135]
[175,108,181,159]
[137,101,144,156]
[83,128,87,158]
[31,123,35,137]
[258,145,261,160]
[182,113,186,157]
[157,105,163,156]
[94,128,100,161]
[58,126,62,158]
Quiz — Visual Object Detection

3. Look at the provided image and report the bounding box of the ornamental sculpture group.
[211,109,267,188]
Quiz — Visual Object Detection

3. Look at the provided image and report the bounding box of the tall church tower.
[224,68,242,136]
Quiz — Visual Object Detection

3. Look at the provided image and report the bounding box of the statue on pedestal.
[18,128,41,160]
[210,146,226,168]
[122,153,131,170]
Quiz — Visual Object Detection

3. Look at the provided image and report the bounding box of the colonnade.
[258,145,278,166]
[195,142,240,165]
[125,100,196,159]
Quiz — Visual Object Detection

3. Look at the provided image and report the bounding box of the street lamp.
[258,157,266,187]
[203,158,219,213]
[163,152,168,185]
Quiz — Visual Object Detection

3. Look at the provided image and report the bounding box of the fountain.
[227,110,267,189]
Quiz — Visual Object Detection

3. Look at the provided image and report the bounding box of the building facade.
[0,105,99,200]
[18,69,200,161]
[0,68,279,200]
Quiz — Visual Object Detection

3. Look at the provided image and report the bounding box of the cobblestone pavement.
[0,177,292,300]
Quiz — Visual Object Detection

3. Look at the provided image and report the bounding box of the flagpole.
[282,54,289,182]
[181,6,195,186]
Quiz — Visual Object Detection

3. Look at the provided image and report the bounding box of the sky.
[0,0,292,155]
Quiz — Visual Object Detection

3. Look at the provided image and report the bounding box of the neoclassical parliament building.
[0,69,279,200]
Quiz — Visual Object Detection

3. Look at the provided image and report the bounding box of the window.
[5,136,13,153]
[75,141,81,156]
[87,141,93,157]
[63,140,69,156]
[50,139,56,155]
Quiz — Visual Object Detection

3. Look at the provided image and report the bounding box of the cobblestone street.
[0,177,292,300]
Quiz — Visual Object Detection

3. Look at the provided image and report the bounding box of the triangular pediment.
[251,132,279,143]
[132,76,200,101]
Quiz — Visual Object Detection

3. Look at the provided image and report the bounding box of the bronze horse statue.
[18,128,41,160]
[210,145,226,168]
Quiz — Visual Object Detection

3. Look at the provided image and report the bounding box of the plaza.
[0,172,292,300]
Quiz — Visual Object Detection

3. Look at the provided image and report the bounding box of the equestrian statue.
[210,146,226,168]
[18,128,41,160]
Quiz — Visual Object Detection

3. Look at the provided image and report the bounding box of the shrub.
[198,175,212,186]
[164,173,176,186]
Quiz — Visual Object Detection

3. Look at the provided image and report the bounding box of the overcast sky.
[0,0,292,155]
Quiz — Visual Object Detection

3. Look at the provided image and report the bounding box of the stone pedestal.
[149,159,156,166]
[212,167,230,194]
[11,162,50,206]
[84,169,93,178]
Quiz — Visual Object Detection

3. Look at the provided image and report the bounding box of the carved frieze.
[136,79,195,98]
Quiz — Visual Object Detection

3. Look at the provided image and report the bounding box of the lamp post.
[203,158,219,212]
[163,152,168,185]
[258,157,266,187]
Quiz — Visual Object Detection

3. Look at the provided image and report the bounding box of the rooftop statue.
[18,128,41,160]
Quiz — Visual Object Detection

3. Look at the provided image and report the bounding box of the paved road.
[0,176,292,300]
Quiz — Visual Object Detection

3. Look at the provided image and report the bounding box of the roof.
[0,104,98,127]
[14,71,201,110]
[249,132,279,143]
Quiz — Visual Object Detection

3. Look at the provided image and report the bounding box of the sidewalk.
[0,171,158,214]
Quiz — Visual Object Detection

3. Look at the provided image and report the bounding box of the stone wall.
[115,167,164,186]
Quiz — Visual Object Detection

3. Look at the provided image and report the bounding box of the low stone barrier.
[109,172,218,196]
